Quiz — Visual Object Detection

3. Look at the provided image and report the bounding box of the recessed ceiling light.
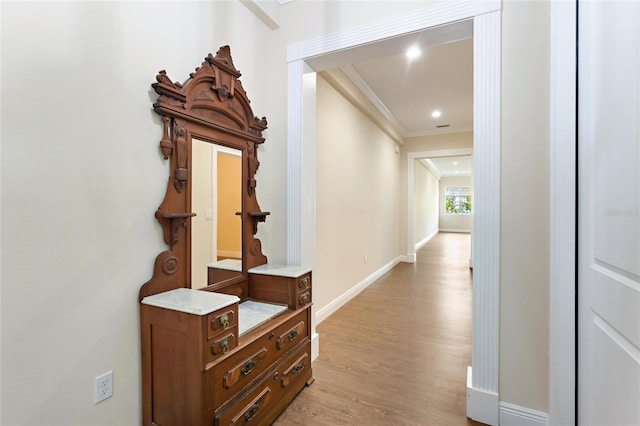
[455,171,460,174]
[431,110,442,118]
[406,46,421,60]
[453,161,459,165]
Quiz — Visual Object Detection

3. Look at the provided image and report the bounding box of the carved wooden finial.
[205,46,242,78]
[215,45,233,65]
[156,70,182,88]
[159,116,173,160]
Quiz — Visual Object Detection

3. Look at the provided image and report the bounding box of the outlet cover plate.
[95,371,113,403]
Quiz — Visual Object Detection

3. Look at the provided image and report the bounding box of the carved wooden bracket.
[161,212,196,246]
[159,117,173,159]
[247,143,260,196]
[249,211,271,235]
[174,126,188,193]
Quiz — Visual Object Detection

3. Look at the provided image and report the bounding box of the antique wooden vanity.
[139,46,313,426]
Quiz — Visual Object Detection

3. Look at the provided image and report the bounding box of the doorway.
[287,2,502,424]
[407,149,473,262]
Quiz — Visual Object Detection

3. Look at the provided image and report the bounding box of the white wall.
[404,131,474,152]
[413,161,440,245]
[0,2,286,424]
[314,74,402,312]
[439,175,473,232]
[500,0,550,412]
[1,0,553,422]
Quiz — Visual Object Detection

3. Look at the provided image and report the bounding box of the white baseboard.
[401,253,416,263]
[415,229,439,251]
[311,332,319,361]
[439,228,472,233]
[467,366,499,425]
[499,402,548,426]
[315,256,401,324]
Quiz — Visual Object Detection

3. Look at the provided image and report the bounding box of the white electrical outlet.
[95,371,113,404]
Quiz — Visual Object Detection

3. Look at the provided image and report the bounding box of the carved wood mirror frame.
[139,46,269,301]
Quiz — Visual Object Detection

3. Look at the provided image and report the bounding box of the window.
[444,186,472,214]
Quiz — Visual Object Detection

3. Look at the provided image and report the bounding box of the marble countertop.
[207,259,242,272]
[141,288,239,315]
[248,264,312,278]
[238,300,288,335]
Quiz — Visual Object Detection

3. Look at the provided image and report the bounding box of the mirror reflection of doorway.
[191,139,242,289]
[216,151,242,261]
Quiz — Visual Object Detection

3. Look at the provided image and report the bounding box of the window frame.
[443,186,473,215]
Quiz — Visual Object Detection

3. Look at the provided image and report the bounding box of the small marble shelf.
[248,264,312,278]
[207,259,242,272]
[141,288,239,315]
[238,300,288,335]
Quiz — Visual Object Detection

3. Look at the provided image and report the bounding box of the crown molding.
[340,65,407,135]
[239,0,280,30]
[422,159,442,179]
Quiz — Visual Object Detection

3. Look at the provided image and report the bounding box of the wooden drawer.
[248,272,312,309]
[279,351,310,390]
[207,331,238,362]
[208,307,238,340]
[208,309,308,408]
[225,385,272,426]
[296,274,311,292]
[215,343,312,426]
[295,291,311,309]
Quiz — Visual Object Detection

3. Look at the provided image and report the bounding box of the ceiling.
[421,155,473,177]
[307,19,474,139]
[350,38,473,137]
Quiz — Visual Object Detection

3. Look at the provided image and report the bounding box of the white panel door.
[578,1,640,425]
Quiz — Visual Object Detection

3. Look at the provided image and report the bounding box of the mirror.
[139,46,269,302]
[191,139,243,289]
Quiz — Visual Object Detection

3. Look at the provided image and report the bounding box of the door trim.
[549,1,577,425]
[286,2,502,424]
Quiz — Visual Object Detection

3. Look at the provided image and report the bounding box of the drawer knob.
[220,314,230,330]
[219,337,229,355]
[299,277,310,289]
[299,293,310,305]
[287,329,298,342]
[241,359,257,376]
[244,402,261,422]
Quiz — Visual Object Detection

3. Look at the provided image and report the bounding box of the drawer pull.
[210,310,235,334]
[223,348,267,389]
[244,402,261,422]
[241,360,256,376]
[231,387,271,425]
[220,313,230,330]
[298,276,310,289]
[276,321,305,350]
[211,333,236,356]
[299,292,310,305]
[220,337,230,354]
[281,352,309,389]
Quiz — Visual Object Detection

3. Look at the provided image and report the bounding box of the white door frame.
[549,2,577,425]
[286,2,501,424]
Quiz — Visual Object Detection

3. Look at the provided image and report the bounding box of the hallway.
[275,232,479,425]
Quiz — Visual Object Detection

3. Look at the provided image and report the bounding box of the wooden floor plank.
[274,232,485,426]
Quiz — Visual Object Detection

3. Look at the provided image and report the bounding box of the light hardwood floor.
[274,232,485,426]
